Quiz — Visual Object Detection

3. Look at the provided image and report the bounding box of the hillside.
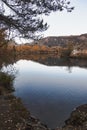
[37,34,87,49]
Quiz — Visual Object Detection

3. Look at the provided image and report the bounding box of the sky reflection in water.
[13,60,87,128]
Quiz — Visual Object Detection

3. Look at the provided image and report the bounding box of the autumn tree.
[0,0,74,40]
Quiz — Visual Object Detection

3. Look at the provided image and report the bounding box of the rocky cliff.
[38,34,87,49]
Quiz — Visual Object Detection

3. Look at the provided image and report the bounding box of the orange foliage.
[6,44,63,55]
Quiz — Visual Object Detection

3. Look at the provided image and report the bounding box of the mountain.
[37,34,87,49]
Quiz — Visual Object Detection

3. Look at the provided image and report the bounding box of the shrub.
[0,72,15,94]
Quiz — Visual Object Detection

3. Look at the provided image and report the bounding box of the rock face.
[26,116,50,130]
[38,34,87,49]
[0,94,50,130]
[65,104,87,126]
[0,94,87,130]
[61,104,87,130]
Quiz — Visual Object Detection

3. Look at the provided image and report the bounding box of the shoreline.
[0,54,87,130]
[0,84,87,130]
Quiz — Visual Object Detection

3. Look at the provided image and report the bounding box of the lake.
[1,57,87,129]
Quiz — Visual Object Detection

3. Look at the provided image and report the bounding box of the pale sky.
[43,0,87,37]
[15,0,87,43]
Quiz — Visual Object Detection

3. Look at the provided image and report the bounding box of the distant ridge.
[37,34,87,49]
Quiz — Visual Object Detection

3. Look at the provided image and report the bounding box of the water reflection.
[16,54,87,69]
[1,53,87,68]
[1,55,87,128]
[13,60,87,128]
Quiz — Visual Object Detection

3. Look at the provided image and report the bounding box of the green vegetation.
[0,72,15,94]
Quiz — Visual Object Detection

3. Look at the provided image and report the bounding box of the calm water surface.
[10,59,87,128]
